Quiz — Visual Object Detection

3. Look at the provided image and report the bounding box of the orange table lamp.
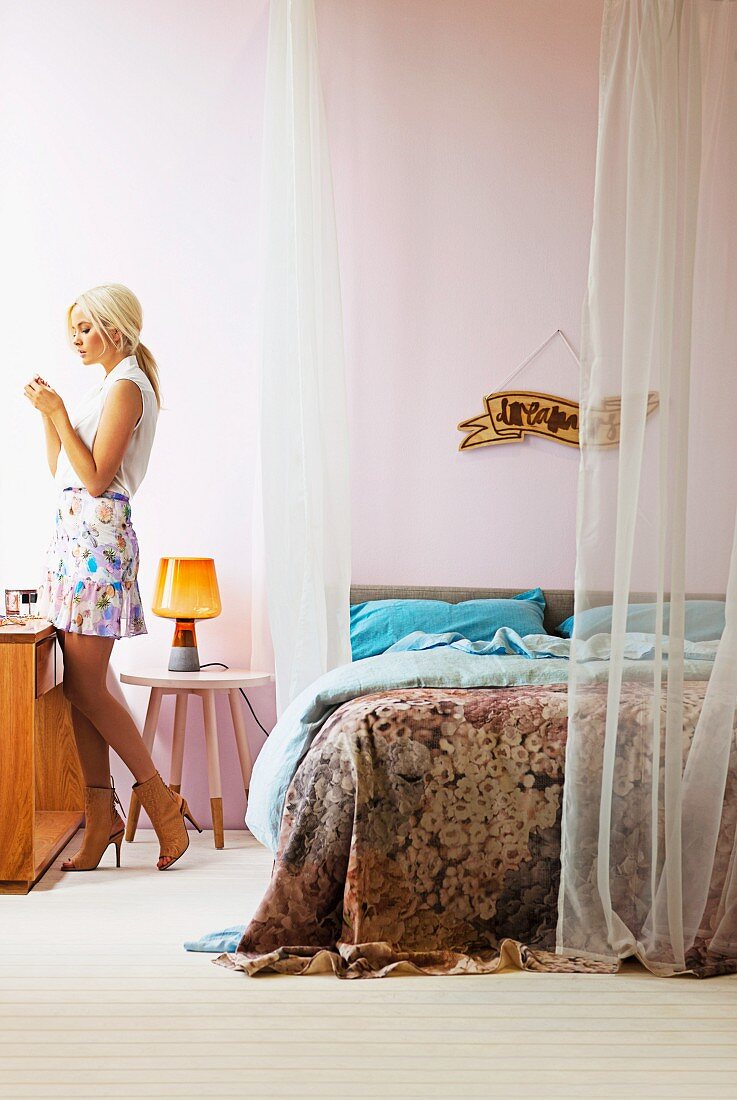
[152,557,221,672]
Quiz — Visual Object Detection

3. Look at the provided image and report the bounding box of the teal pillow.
[557,600,725,641]
[350,588,547,660]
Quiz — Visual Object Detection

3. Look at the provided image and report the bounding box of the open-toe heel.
[61,782,126,872]
[132,772,197,870]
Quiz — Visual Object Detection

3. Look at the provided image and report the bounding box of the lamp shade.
[151,557,221,620]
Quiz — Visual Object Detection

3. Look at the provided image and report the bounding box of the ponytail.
[134,342,162,409]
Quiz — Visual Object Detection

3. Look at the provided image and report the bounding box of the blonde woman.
[23,284,200,872]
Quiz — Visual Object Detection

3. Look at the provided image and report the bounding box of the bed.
[200,586,732,979]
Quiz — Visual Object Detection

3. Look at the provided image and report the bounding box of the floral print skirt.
[37,486,147,639]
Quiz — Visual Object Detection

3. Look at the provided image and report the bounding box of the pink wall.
[320,0,603,589]
[0,0,603,828]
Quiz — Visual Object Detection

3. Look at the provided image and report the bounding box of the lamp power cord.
[198,662,271,737]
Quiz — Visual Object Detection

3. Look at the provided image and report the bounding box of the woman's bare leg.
[69,706,111,787]
[59,630,157,784]
[57,632,110,786]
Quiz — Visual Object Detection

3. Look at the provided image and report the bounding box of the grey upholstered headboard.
[349,585,575,637]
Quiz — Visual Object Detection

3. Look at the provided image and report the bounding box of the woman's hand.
[23,376,65,420]
[28,375,64,476]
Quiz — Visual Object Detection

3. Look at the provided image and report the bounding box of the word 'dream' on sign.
[458,391,579,450]
[457,390,659,451]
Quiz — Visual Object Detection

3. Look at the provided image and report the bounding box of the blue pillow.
[350,588,547,661]
[557,600,725,642]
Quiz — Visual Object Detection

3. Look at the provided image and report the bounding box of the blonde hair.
[66,283,161,408]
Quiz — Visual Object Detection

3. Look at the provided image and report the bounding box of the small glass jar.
[5,589,21,616]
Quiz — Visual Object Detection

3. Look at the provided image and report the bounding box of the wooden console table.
[0,622,84,893]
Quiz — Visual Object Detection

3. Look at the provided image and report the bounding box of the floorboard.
[1,830,736,1099]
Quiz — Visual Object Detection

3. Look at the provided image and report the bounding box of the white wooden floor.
[1,831,737,1100]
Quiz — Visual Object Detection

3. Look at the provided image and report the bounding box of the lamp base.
[168,618,200,672]
[168,646,200,672]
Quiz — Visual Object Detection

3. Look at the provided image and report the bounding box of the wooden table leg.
[169,693,188,794]
[125,687,163,842]
[201,691,224,849]
[227,689,253,802]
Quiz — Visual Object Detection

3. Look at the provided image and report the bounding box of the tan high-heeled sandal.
[132,771,202,870]
[61,782,125,871]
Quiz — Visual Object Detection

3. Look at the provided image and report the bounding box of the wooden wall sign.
[458,390,658,451]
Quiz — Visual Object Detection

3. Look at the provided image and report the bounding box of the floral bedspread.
[216,685,613,978]
[216,681,735,979]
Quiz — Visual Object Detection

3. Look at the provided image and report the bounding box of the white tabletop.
[120,669,274,690]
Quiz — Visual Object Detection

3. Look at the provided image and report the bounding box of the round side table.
[120,668,273,849]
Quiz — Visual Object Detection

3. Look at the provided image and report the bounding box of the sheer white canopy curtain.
[250,0,352,716]
[558,0,737,974]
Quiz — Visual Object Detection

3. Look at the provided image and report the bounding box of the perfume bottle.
[5,589,21,616]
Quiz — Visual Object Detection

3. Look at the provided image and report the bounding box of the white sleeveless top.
[55,355,158,499]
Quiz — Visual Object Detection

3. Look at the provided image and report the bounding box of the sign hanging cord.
[495,329,581,392]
